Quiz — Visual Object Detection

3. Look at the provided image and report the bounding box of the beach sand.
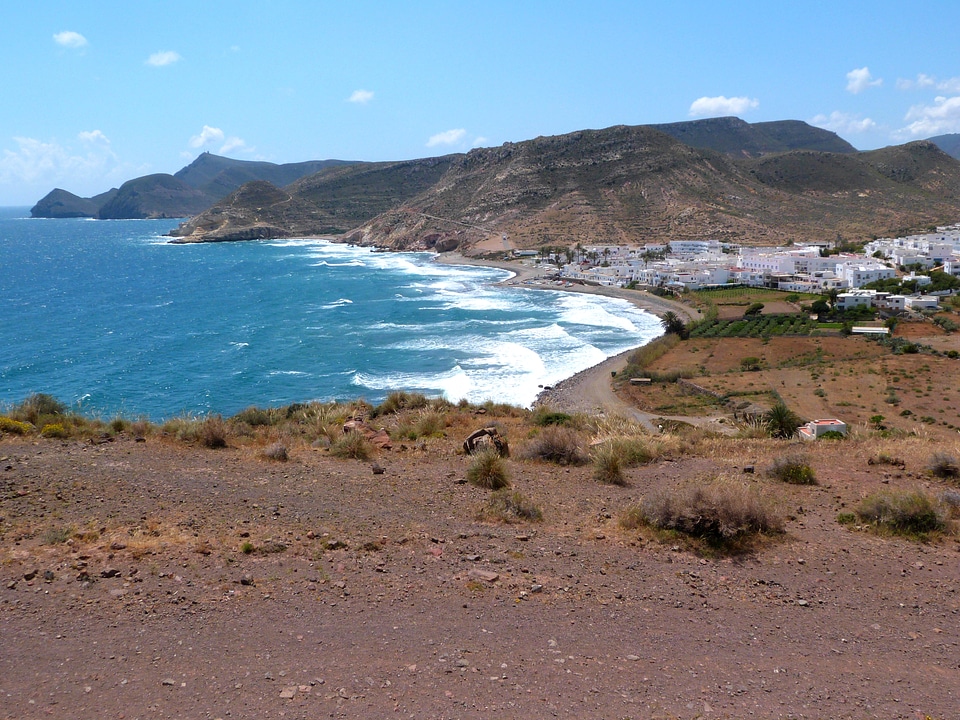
[435,251,700,420]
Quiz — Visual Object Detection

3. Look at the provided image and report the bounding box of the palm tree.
[661,311,689,340]
[765,401,802,439]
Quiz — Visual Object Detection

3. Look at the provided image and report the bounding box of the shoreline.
[435,251,697,322]
[435,251,695,414]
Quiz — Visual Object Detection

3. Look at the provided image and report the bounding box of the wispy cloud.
[188,126,251,155]
[189,125,225,148]
[897,73,960,93]
[347,89,374,104]
[899,95,960,137]
[809,111,877,135]
[53,31,87,49]
[846,67,882,94]
[426,128,467,147]
[472,136,489,147]
[688,96,759,117]
[219,136,250,154]
[146,50,182,67]
[0,135,124,193]
[78,129,110,144]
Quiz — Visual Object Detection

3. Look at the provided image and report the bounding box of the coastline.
[434,250,696,321]
[435,251,693,414]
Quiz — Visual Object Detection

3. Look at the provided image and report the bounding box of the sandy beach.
[435,251,695,418]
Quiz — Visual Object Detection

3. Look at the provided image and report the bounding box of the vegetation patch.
[519,426,588,465]
[855,490,947,539]
[928,452,959,480]
[0,416,34,435]
[477,490,543,523]
[330,431,374,460]
[40,423,69,439]
[259,442,289,462]
[466,449,510,490]
[689,315,821,339]
[767,454,817,485]
[623,478,783,554]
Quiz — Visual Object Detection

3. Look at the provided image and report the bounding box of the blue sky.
[2,0,959,205]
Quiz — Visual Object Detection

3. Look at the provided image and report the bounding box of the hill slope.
[168,156,458,242]
[350,130,960,251]
[30,154,355,219]
[652,117,856,156]
[929,133,960,160]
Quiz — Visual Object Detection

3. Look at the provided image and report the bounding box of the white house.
[798,419,848,441]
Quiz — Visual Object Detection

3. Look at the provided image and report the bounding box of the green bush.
[764,401,803,439]
[371,391,429,418]
[0,416,34,435]
[466,449,510,490]
[9,393,66,425]
[856,490,946,538]
[532,408,572,426]
[477,490,542,523]
[232,406,275,426]
[767,454,816,484]
[40,423,69,439]
[330,431,374,460]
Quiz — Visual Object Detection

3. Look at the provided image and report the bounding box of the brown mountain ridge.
[172,120,960,251]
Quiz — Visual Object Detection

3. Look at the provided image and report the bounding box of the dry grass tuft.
[856,489,948,539]
[330,431,374,460]
[519,426,588,465]
[260,442,289,462]
[928,451,960,480]
[767,454,816,485]
[477,489,543,523]
[623,477,783,553]
[466,449,510,489]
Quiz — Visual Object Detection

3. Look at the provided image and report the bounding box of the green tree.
[661,311,689,340]
[765,401,802,439]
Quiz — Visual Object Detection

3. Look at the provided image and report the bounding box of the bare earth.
[3,426,960,720]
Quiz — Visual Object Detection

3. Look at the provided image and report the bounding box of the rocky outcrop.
[31,187,118,218]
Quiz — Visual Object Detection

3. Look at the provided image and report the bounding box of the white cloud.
[846,67,882,94]
[688,96,759,117]
[189,125,225,149]
[347,89,374,104]
[78,130,110,144]
[899,95,960,137]
[53,31,87,49]
[219,137,250,154]
[426,128,467,147]
[146,50,182,67]
[0,135,132,203]
[938,77,960,94]
[472,136,489,147]
[809,111,877,134]
[896,73,960,93]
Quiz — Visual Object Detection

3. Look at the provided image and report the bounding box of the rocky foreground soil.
[2,431,959,719]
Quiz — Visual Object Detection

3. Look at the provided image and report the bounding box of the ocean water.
[0,207,662,420]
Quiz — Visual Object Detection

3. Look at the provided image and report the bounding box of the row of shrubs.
[689,316,820,339]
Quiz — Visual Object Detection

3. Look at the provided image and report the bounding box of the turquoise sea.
[0,207,662,420]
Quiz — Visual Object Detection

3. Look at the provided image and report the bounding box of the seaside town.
[521,222,960,317]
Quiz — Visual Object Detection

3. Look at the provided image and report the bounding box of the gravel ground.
[3,432,959,719]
